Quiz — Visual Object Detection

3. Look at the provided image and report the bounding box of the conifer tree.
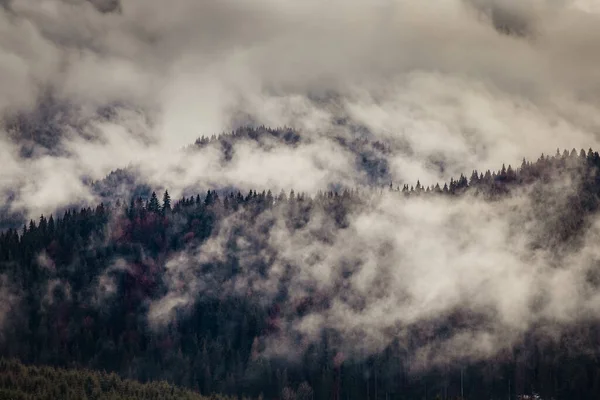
[162,190,171,213]
[148,192,160,213]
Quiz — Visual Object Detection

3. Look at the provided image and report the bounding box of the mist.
[2,0,600,378]
[0,0,598,217]
[146,167,600,369]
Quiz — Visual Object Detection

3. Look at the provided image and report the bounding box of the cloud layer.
[147,169,600,368]
[0,0,599,218]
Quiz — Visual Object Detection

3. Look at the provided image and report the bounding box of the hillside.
[2,0,600,399]
[1,148,600,399]
[0,358,234,400]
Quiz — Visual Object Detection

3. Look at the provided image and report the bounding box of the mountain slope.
[0,358,235,400]
[1,148,600,399]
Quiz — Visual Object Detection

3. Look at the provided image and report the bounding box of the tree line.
[1,148,600,399]
[0,358,236,400]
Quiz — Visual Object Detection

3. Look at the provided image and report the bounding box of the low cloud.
[146,167,600,368]
[0,0,598,220]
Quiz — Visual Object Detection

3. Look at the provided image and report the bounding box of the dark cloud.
[88,0,120,13]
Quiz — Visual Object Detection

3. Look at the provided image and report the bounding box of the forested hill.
[0,359,235,400]
[191,125,390,181]
[1,148,600,399]
[91,125,393,202]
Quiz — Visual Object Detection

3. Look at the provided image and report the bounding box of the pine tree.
[470,170,479,186]
[162,190,172,213]
[204,190,213,206]
[128,198,136,219]
[48,215,55,234]
[148,192,160,213]
[506,164,516,181]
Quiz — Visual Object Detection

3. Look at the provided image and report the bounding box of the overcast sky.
[1,0,600,216]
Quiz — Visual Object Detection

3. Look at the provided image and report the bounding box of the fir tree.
[148,192,160,213]
[162,190,172,213]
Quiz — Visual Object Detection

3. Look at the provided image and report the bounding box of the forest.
[0,358,234,400]
[1,0,600,398]
[1,145,600,399]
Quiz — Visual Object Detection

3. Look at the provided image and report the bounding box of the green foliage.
[0,358,236,400]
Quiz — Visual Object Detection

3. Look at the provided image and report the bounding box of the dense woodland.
[192,125,392,184]
[2,146,600,399]
[84,125,392,213]
[0,358,234,400]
